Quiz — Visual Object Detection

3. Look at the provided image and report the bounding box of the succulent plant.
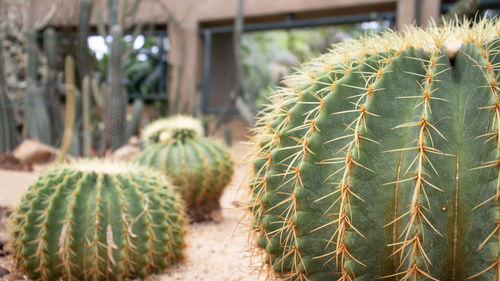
[136,116,232,221]
[245,19,500,280]
[0,18,19,152]
[108,25,128,151]
[57,56,77,162]
[43,28,64,145]
[140,115,205,146]
[10,159,186,281]
[126,99,145,140]
[25,28,52,145]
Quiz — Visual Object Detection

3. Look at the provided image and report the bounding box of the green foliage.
[246,19,500,280]
[124,36,165,96]
[135,116,233,221]
[96,34,166,98]
[10,159,186,281]
[242,24,389,110]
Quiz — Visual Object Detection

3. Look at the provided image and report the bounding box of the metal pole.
[415,0,421,26]
[202,30,212,113]
[158,33,166,95]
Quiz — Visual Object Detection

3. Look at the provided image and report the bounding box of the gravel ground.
[159,143,265,280]
[0,142,267,281]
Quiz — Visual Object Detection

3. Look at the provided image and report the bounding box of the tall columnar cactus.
[246,19,500,280]
[25,29,52,144]
[78,0,92,80]
[0,19,19,152]
[108,25,127,150]
[9,159,186,281]
[135,116,233,221]
[91,76,105,110]
[82,75,92,157]
[126,99,144,139]
[43,28,63,145]
[57,56,77,162]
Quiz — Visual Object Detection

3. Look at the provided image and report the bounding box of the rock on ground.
[12,139,59,165]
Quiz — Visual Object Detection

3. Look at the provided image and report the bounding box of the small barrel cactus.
[136,116,233,221]
[9,159,186,281]
[246,19,500,280]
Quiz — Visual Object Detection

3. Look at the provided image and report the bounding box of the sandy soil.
[0,142,267,281]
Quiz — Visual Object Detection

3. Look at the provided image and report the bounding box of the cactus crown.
[246,18,500,280]
[62,158,167,175]
[141,115,204,144]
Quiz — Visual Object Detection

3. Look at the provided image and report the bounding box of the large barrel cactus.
[136,116,233,221]
[9,159,186,281]
[246,19,500,280]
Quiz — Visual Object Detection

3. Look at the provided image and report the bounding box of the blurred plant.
[24,29,52,144]
[43,28,63,144]
[135,115,233,221]
[0,1,20,152]
[442,0,480,22]
[96,0,145,151]
[125,36,165,96]
[57,56,76,162]
[97,34,167,98]
[0,0,57,146]
[241,23,390,110]
[108,25,128,150]
[0,0,55,104]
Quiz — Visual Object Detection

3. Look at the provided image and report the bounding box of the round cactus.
[136,118,233,221]
[9,159,186,281]
[141,115,205,146]
[246,19,500,280]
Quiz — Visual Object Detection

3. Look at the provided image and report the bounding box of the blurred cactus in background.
[24,29,52,144]
[82,75,92,157]
[136,115,234,221]
[43,28,63,145]
[77,0,92,81]
[57,56,77,162]
[0,1,19,152]
[108,25,128,150]
[127,99,145,140]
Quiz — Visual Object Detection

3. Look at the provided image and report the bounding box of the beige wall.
[33,0,441,114]
[34,0,397,27]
